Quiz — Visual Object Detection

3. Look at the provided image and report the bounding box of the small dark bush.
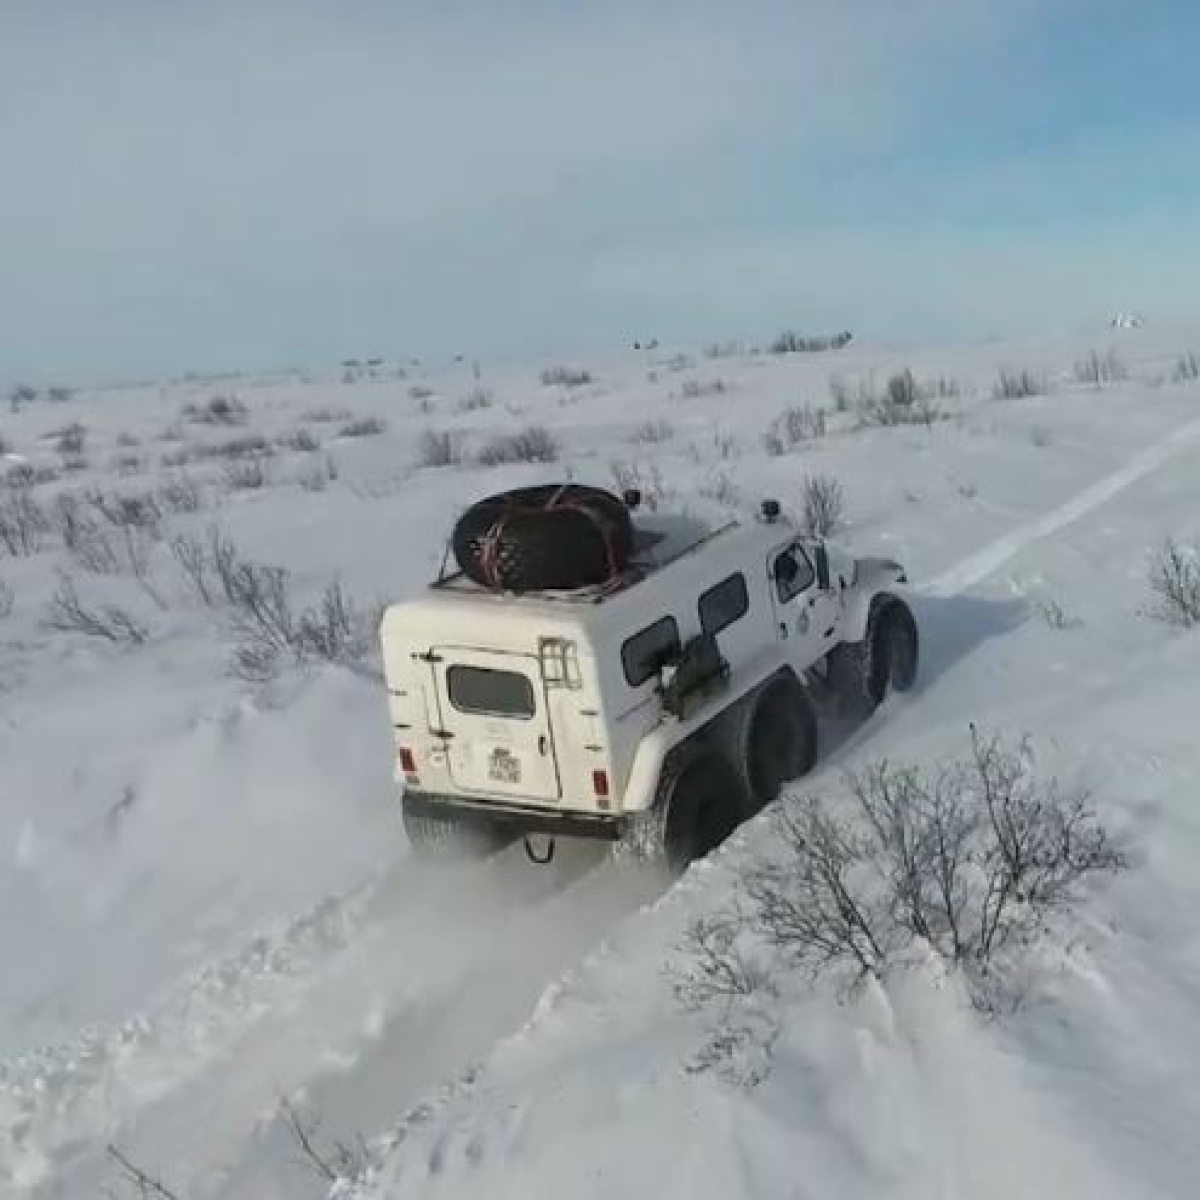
[338,417,387,438]
[994,368,1048,400]
[1147,539,1200,628]
[799,473,844,537]
[278,427,321,453]
[763,405,827,455]
[476,425,560,466]
[185,394,248,425]
[1074,350,1127,387]
[540,365,593,388]
[417,429,463,468]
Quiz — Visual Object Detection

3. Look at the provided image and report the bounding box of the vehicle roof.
[385,514,804,642]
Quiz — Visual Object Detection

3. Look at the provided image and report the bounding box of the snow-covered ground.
[2,326,1199,1198]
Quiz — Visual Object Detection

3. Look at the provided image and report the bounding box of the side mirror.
[813,545,830,590]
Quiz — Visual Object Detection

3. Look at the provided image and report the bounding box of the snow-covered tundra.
[2,324,1200,1199]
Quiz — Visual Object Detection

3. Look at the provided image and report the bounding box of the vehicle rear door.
[427,647,562,802]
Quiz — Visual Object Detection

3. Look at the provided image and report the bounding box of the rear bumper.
[402,789,622,842]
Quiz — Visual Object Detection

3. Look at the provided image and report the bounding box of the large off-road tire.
[724,674,819,815]
[827,595,919,719]
[615,741,745,875]
[452,483,634,593]
[402,795,507,861]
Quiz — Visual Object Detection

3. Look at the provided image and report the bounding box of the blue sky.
[2,0,1198,380]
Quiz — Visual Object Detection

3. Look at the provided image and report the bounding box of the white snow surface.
[2,327,1200,1198]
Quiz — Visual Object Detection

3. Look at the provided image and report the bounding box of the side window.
[622,616,681,687]
[774,547,815,603]
[698,572,749,636]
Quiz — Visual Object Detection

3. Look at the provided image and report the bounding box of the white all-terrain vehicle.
[380,484,918,869]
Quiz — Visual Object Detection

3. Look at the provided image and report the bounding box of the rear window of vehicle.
[622,616,681,687]
[447,664,536,719]
[699,572,749,636]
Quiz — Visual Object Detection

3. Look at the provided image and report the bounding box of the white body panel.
[379,514,905,825]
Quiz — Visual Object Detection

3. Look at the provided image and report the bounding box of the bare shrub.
[9,384,37,412]
[828,375,853,412]
[278,1095,368,1186]
[0,433,10,456]
[994,368,1048,400]
[1147,538,1200,628]
[629,419,675,445]
[303,405,353,423]
[0,576,12,618]
[417,429,463,467]
[540,365,592,388]
[185,393,247,425]
[48,386,74,404]
[339,416,387,438]
[1074,349,1127,387]
[1027,592,1082,630]
[885,368,919,408]
[116,432,141,447]
[770,330,852,354]
[170,532,217,606]
[112,452,145,476]
[106,1144,181,1200]
[672,909,774,1011]
[703,341,743,359]
[857,390,945,428]
[224,456,271,490]
[408,384,436,401]
[682,731,1125,1013]
[1173,353,1200,383]
[677,377,728,400]
[763,405,827,455]
[294,581,374,666]
[477,425,560,466]
[278,427,321,453]
[458,386,494,412]
[158,472,203,513]
[700,470,740,507]
[297,453,338,491]
[0,486,50,556]
[209,432,270,459]
[174,526,373,678]
[43,573,149,643]
[609,460,674,510]
[799,473,844,538]
[54,422,87,456]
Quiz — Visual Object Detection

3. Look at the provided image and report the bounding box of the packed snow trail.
[928,414,1200,595]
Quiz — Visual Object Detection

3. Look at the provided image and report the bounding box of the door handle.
[538,735,549,756]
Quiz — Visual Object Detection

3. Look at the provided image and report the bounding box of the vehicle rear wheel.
[402,794,507,861]
[827,595,919,719]
[615,742,745,875]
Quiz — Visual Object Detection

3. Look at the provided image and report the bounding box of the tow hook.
[523,834,556,865]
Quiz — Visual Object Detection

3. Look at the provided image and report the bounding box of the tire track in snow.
[927,415,1200,596]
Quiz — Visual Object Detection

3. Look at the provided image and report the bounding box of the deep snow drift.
[2,326,1199,1198]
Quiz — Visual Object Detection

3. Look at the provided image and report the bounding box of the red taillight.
[592,769,610,798]
[399,747,417,774]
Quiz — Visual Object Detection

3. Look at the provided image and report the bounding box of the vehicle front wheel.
[827,595,919,719]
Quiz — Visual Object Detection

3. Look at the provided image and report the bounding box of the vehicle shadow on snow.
[816,591,1028,764]
[908,591,1027,690]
